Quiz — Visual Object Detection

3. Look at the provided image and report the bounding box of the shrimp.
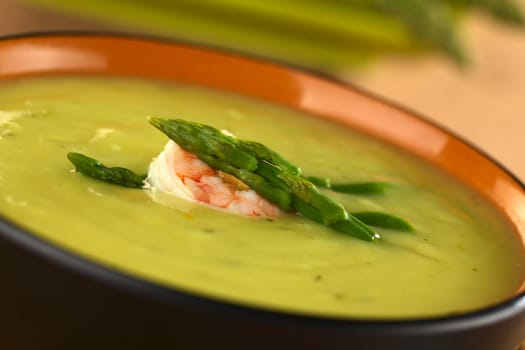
[145,140,280,217]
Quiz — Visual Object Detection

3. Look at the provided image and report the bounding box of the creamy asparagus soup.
[0,76,522,319]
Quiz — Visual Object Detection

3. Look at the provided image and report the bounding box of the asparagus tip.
[146,116,162,128]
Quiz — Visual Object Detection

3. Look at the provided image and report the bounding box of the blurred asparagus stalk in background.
[361,0,466,64]
[449,0,524,24]
[27,0,524,70]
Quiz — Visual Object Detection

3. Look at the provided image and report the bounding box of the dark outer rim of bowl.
[1,31,525,334]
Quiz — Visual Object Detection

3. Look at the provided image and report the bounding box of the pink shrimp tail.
[163,141,279,218]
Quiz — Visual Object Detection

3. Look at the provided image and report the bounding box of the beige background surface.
[1,0,524,181]
[350,8,525,182]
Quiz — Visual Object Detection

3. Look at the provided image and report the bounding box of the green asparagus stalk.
[278,173,348,225]
[67,152,146,188]
[371,0,466,64]
[236,140,301,176]
[255,160,291,191]
[29,0,524,68]
[27,0,397,69]
[449,0,525,25]
[331,182,387,195]
[241,147,348,225]
[331,217,382,242]
[196,153,292,211]
[291,190,410,233]
[350,211,413,231]
[304,176,331,189]
[292,197,380,241]
[305,176,388,195]
[147,117,258,171]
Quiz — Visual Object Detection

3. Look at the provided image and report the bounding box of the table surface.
[1,1,525,348]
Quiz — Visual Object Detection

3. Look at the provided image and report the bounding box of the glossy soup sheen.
[0,76,523,319]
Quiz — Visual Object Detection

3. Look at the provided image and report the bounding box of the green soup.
[0,76,522,319]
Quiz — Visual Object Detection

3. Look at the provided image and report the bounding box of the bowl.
[1,33,525,350]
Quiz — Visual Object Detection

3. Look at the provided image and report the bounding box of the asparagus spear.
[30,0,524,67]
[196,152,292,211]
[147,117,258,171]
[449,0,525,25]
[351,211,413,231]
[372,0,467,64]
[305,176,388,195]
[304,176,331,189]
[27,0,396,69]
[255,160,291,191]
[67,152,146,188]
[302,177,412,230]
[236,140,301,176]
[278,173,348,225]
[331,217,382,242]
[292,197,380,241]
[331,182,387,195]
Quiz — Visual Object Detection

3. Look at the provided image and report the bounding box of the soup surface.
[0,76,523,319]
